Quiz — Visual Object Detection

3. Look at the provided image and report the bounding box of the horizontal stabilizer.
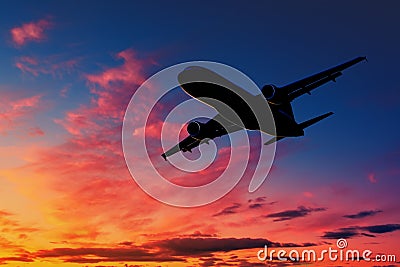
[299,112,334,129]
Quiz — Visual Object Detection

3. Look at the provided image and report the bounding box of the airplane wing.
[161,114,242,160]
[282,56,367,101]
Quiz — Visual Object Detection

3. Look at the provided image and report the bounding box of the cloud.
[0,210,13,217]
[149,237,316,257]
[321,224,400,239]
[60,84,71,97]
[361,224,400,234]
[7,48,164,247]
[15,55,79,78]
[0,254,34,264]
[213,203,241,217]
[320,228,360,239]
[368,172,377,183]
[248,203,264,209]
[28,127,45,137]
[180,231,218,238]
[0,236,317,265]
[253,197,266,202]
[34,247,184,263]
[343,209,382,219]
[303,191,313,198]
[52,49,152,138]
[247,196,276,209]
[0,94,43,135]
[85,49,148,89]
[0,210,40,259]
[10,19,51,46]
[265,206,326,222]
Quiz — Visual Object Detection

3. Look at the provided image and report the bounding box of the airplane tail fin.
[299,112,334,129]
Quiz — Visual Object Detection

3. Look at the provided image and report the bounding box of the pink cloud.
[10,19,51,46]
[54,111,102,136]
[86,49,147,89]
[54,48,152,137]
[0,94,42,135]
[10,49,162,240]
[368,172,377,183]
[303,191,313,198]
[60,84,71,97]
[15,55,79,78]
[28,127,45,137]
[11,95,41,110]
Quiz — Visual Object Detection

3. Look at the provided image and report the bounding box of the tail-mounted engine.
[187,121,204,137]
[261,84,286,104]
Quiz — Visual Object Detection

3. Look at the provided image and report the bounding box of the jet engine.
[187,121,205,137]
[261,84,285,104]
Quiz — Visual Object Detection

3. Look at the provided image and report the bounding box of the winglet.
[161,153,167,161]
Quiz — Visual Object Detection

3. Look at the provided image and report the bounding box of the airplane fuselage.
[180,81,304,138]
[178,66,302,137]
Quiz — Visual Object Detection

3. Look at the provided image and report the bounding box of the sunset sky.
[1,1,399,266]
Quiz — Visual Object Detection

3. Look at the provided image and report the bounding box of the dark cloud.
[151,237,272,256]
[34,247,184,263]
[361,224,400,234]
[343,210,382,219]
[361,233,376,238]
[2,236,318,265]
[248,197,277,209]
[321,228,360,239]
[265,206,326,222]
[254,197,266,202]
[198,256,225,267]
[213,203,241,217]
[118,241,133,246]
[182,231,217,238]
[150,237,316,257]
[0,254,34,264]
[321,224,400,239]
[249,203,264,209]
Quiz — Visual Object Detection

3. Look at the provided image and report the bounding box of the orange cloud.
[8,49,161,244]
[10,19,51,46]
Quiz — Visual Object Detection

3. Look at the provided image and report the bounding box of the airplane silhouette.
[161,57,366,160]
